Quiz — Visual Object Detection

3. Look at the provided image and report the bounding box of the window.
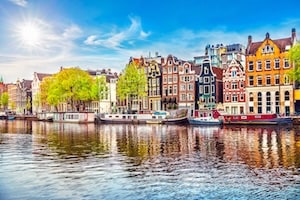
[285,91,289,101]
[232,82,238,89]
[240,81,244,88]
[266,76,271,85]
[168,66,172,73]
[284,75,290,84]
[168,76,172,83]
[265,60,271,70]
[168,86,173,95]
[204,77,209,83]
[262,45,274,53]
[225,82,229,89]
[257,76,262,86]
[199,85,203,93]
[225,94,229,101]
[249,92,254,102]
[266,92,271,113]
[257,92,262,113]
[173,86,177,95]
[249,106,254,113]
[204,67,209,74]
[173,76,177,83]
[275,75,280,85]
[180,84,186,91]
[204,85,209,94]
[240,94,244,101]
[173,66,177,72]
[249,76,254,86]
[163,67,167,74]
[275,91,280,114]
[211,85,215,93]
[284,58,289,68]
[256,61,262,71]
[232,70,237,77]
[232,94,238,102]
[248,61,254,71]
[275,59,280,69]
[211,76,214,82]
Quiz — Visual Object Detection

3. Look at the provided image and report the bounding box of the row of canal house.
[130,28,297,116]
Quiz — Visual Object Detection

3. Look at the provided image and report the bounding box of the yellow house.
[245,29,296,115]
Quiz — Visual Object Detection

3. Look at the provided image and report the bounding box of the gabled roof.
[247,37,292,55]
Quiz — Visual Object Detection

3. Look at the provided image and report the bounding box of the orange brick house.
[245,29,296,115]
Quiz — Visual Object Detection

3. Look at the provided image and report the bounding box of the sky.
[1,0,300,83]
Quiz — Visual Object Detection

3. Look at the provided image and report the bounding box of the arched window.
[258,92,262,113]
[285,91,289,101]
[266,92,271,113]
[275,91,280,114]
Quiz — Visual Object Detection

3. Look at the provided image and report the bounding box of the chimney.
[248,35,252,46]
[292,28,296,44]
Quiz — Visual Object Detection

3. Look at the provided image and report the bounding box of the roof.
[212,67,223,80]
[247,37,292,55]
[36,73,52,81]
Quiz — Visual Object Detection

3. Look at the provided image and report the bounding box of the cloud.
[84,16,150,49]
[9,0,27,7]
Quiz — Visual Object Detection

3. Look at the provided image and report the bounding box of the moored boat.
[37,112,95,123]
[97,109,189,125]
[222,113,292,125]
[189,116,222,126]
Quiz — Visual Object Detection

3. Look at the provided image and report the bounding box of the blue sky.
[1,0,300,83]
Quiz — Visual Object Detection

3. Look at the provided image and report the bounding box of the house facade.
[161,55,180,111]
[16,79,32,114]
[245,29,296,115]
[223,59,246,114]
[178,61,195,116]
[196,59,223,111]
[31,72,52,114]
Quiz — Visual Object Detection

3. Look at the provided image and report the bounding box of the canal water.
[0,120,299,200]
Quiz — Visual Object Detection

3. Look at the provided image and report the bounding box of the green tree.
[288,42,300,81]
[0,92,9,110]
[40,67,106,111]
[117,62,147,112]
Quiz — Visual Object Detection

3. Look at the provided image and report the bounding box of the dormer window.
[262,45,274,54]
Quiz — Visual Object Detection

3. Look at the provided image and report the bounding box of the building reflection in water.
[1,120,299,170]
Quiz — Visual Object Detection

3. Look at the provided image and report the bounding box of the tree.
[288,42,300,81]
[117,62,147,112]
[40,67,106,111]
[0,92,9,110]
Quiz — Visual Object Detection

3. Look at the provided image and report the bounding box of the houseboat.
[222,113,292,125]
[37,112,95,123]
[97,109,188,125]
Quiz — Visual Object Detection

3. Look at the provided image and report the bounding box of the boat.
[222,113,292,125]
[97,109,189,125]
[97,110,168,124]
[37,112,95,123]
[188,116,222,126]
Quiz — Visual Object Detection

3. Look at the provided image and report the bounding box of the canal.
[0,120,299,200]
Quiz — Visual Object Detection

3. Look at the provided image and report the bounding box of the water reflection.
[0,121,299,199]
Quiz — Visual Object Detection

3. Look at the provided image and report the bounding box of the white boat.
[97,109,189,125]
[189,116,222,126]
[98,111,168,124]
[37,112,95,123]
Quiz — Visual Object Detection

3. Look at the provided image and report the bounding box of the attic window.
[262,45,274,54]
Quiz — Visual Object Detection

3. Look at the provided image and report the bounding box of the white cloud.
[9,0,27,7]
[84,16,150,49]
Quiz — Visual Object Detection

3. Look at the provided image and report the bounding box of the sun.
[16,21,42,48]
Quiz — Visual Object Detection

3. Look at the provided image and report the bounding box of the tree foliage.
[40,67,106,111]
[117,62,147,101]
[0,92,9,110]
[288,42,300,81]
